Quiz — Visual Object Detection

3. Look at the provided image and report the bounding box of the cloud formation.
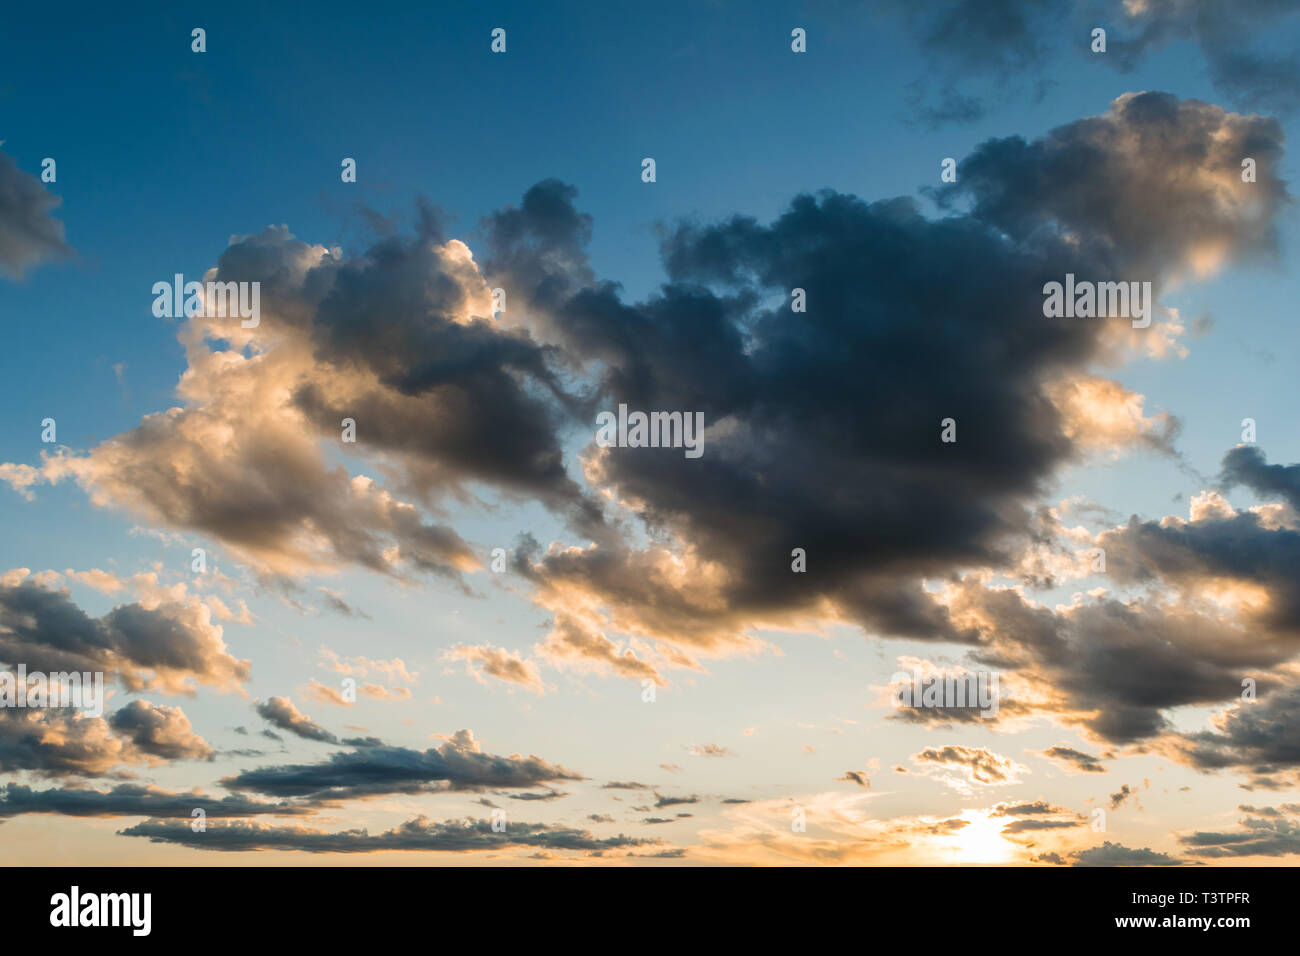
[0,574,250,694]
[220,729,581,800]
[0,147,69,278]
[254,697,338,744]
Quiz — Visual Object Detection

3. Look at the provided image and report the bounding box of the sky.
[0,0,1299,865]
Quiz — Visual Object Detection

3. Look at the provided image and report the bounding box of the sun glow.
[947,810,1017,864]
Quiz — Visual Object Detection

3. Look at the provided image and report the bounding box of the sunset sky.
[1,0,1299,865]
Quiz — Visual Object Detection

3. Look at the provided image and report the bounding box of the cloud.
[884,1,1300,116]
[911,745,1026,790]
[1036,746,1108,774]
[1070,841,1184,866]
[316,587,370,620]
[120,814,656,854]
[1001,818,1082,834]
[0,147,70,278]
[653,793,699,808]
[317,647,416,684]
[688,744,732,758]
[303,679,350,707]
[254,697,338,744]
[533,613,664,685]
[1109,783,1139,810]
[938,93,1287,285]
[485,94,1286,680]
[991,800,1070,817]
[937,573,1288,744]
[0,221,596,583]
[1221,445,1300,514]
[504,789,566,802]
[108,700,214,761]
[0,709,139,777]
[1,95,1285,704]
[0,575,250,694]
[1179,804,1300,858]
[220,729,581,800]
[445,644,545,693]
[0,783,309,819]
[1163,683,1300,787]
[1091,0,1300,112]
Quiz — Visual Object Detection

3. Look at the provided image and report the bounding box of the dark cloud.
[1109,784,1137,809]
[1179,804,1300,859]
[1098,505,1300,638]
[220,729,580,800]
[108,700,213,761]
[0,695,217,778]
[211,219,603,533]
[0,709,136,777]
[1221,445,1300,513]
[1167,683,1300,785]
[913,85,989,127]
[120,814,655,854]
[485,94,1286,674]
[1071,841,1185,866]
[991,800,1068,817]
[950,577,1286,744]
[886,0,1070,77]
[1002,818,1081,834]
[0,579,250,694]
[1085,0,1300,113]
[317,588,370,620]
[1037,746,1107,774]
[0,783,308,819]
[938,93,1287,282]
[653,792,699,808]
[882,0,1300,117]
[254,697,338,744]
[505,789,567,802]
[1,216,600,583]
[0,147,70,278]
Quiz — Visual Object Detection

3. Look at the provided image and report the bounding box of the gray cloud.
[1179,804,1300,858]
[120,814,656,854]
[0,783,309,819]
[0,579,250,694]
[108,700,213,761]
[1037,746,1107,774]
[0,147,70,278]
[484,95,1286,675]
[254,697,337,744]
[220,729,580,800]
[1071,841,1185,866]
